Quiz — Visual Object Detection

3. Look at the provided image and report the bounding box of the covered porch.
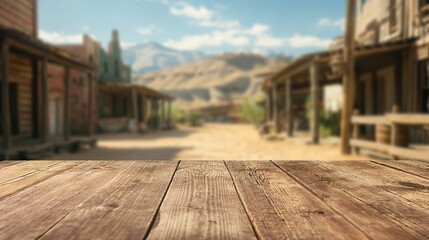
[98,83,173,134]
[0,27,96,160]
[263,39,429,161]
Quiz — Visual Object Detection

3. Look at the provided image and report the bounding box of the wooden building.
[96,30,174,133]
[98,83,174,133]
[0,0,96,160]
[262,0,429,161]
[48,34,99,140]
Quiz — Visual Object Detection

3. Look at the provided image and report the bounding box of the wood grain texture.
[325,161,429,210]
[0,161,23,168]
[226,161,368,240]
[275,161,429,239]
[0,161,65,184]
[40,161,178,240]
[371,160,429,180]
[147,161,256,240]
[0,161,84,200]
[0,161,130,239]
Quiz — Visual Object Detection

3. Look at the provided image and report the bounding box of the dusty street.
[51,124,370,160]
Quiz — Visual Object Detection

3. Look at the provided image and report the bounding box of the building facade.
[0,0,95,160]
[262,0,429,161]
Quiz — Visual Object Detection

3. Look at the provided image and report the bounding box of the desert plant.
[305,97,340,138]
[239,96,265,126]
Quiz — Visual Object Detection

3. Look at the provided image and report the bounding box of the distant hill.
[123,42,206,73]
[133,53,291,109]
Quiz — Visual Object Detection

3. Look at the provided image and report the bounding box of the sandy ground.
[50,124,370,160]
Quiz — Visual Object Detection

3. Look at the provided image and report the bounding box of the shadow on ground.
[97,129,196,141]
[51,147,192,160]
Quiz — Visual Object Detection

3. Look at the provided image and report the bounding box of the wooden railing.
[350,110,429,161]
[420,4,429,24]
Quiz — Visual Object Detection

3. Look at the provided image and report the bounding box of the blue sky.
[39,0,345,56]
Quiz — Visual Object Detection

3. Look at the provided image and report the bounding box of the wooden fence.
[350,111,429,161]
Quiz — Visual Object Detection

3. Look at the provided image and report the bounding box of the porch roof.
[98,83,174,101]
[262,38,415,90]
[0,26,95,71]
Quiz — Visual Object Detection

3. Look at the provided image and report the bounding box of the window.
[389,0,398,33]
[115,59,120,78]
[418,61,429,113]
[0,83,20,136]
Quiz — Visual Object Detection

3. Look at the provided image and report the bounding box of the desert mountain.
[123,42,206,73]
[133,53,290,109]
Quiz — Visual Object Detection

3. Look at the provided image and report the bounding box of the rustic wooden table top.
[0,160,428,239]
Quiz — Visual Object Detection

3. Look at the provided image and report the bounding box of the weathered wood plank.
[371,160,429,180]
[275,161,429,239]
[0,161,132,239]
[0,161,65,184]
[324,161,429,210]
[226,161,368,240]
[147,161,256,240]
[0,161,84,201]
[0,161,23,168]
[40,161,179,240]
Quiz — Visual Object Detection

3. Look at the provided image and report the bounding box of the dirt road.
[51,124,369,160]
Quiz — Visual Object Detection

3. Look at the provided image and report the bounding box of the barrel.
[376,125,391,144]
[376,124,409,147]
[393,125,410,147]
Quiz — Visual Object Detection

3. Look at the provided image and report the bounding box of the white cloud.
[170,2,214,21]
[39,30,83,44]
[137,25,159,36]
[286,35,332,48]
[121,42,138,49]
[161,1,333,51]
[164,29,250,51]
[317,18,344,30]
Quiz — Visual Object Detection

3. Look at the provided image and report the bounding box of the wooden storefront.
[263,39,429,161]
[98,83,173,134]
[0,27,95,160]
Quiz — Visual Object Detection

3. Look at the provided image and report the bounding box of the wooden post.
[286,78,294,137]
[41,58,49,144]
[265,90,270,122]
[160,100,166,130]
[132,89,139,133]
[87,74,94,138]
[272,83,278,133]
[1,42,12,153]
[352,109,360,155]
[64,66,71,141]
[167,100,172,129]
[310,60,320,144]
[341,0,357,154]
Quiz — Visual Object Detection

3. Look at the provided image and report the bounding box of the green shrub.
[239,96,265,126]
[305,97,340,138]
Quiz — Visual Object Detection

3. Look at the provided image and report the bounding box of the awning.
[98,83,174,101]
[0,26,95,71]
[263,38,415,90]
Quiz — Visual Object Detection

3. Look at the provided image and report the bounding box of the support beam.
[64,66,71,141]
[263,91,269,122]
[310,60,320,144]
[341,0,357,154]
[272,84,278,133]
[1,42,12,152]
[167,100,172,129]
[41,58,49,144]
[132,88,139,133]
[87,74,94,138]
[160,100,166,130]
[286,78,294,137]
